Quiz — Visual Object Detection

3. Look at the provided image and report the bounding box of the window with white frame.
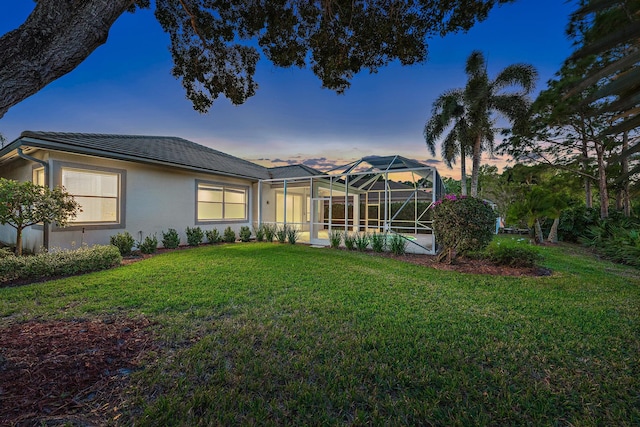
[197,182,248,221]
[61,167,121,224]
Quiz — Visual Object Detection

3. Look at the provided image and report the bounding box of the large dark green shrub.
[162,228,181,249]
[110,231,135,256]
[0,245,122,284]
[558,205,600,242]
[186,226,204,246]
[432,195,497,263]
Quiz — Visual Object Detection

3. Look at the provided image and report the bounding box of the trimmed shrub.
[329,230,342,249]
[432,195,497,263]
[162,228,181,249]
[223,226,236,243]
[389,233,408,255]
[138,234,158,254]
[286,226,300,244]
[483,238,542,268]
[186,226,204,246]
[110,231,135,256]
[343,233,356,250]
[0,245,122,284]
[205,229,222,244]
[370,232,386,253]
[355,233,370,251]
[253,224,265,242]
[239,226,252,242]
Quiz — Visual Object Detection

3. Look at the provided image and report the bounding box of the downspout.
[17,148,49,251]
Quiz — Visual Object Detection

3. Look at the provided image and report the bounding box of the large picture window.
[61,167,122,224]
[197,182,248,221]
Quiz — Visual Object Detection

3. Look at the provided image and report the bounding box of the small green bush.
[223,226,236,243]
[263,224,276,242]
[239,226,252,242]
[343,233,356,250]
[287,226,300,244]
[138,234,158,254]
[389,233,408,255]
[370,232,386,253]
[253,224,265,242]
[483,239,542,267]
[162,228,181,249]
[355,233,370,251]
[0,245,122,284]
[329,230,342,249]
[186,226,204,246]
[110,231,135,256]
[432,195,497,262]
[205,229,222,244]
[276,225,288,244]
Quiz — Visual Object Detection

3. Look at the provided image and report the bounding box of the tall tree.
[463,51,538,197]
[0,0,515,119]
[424,89,471,195]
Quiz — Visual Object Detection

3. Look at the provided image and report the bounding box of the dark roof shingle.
[18,131,271,180]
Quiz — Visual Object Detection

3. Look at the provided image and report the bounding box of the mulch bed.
[0,317,154,426]
[379,252,552,277]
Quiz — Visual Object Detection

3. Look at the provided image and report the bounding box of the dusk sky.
[1,1,576,178]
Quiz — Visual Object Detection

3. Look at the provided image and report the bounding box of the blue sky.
[1,1,576,177]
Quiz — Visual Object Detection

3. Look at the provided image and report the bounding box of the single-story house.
[0,131,444,254]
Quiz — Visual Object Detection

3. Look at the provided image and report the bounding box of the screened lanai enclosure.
[258,155,445,254]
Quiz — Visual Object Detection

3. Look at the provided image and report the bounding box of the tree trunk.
[582,137,593,208]
[460,152,467,196]
[15,226,23,256]
[595,144,609,219]
[534,219,544,244]
[0,0,133,119]
[547,217,559,244]
[621,131,631,217]
[470,134,482,197]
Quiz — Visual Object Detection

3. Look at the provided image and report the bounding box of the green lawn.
[1,242,639,425]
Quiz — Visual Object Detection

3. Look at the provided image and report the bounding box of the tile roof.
[267,164,325,179]
[15,131,272,180]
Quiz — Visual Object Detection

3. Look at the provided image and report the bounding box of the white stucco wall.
[0,153,50,253]
[1,149,259,252]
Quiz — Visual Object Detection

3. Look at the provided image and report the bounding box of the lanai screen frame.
[258,156,446,254]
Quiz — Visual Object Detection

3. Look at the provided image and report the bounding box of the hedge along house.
[0,132,444,254]
[259,155,446,254]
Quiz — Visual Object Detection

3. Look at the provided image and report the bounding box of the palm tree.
[463,51,538,197]
[424,89,472,195]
